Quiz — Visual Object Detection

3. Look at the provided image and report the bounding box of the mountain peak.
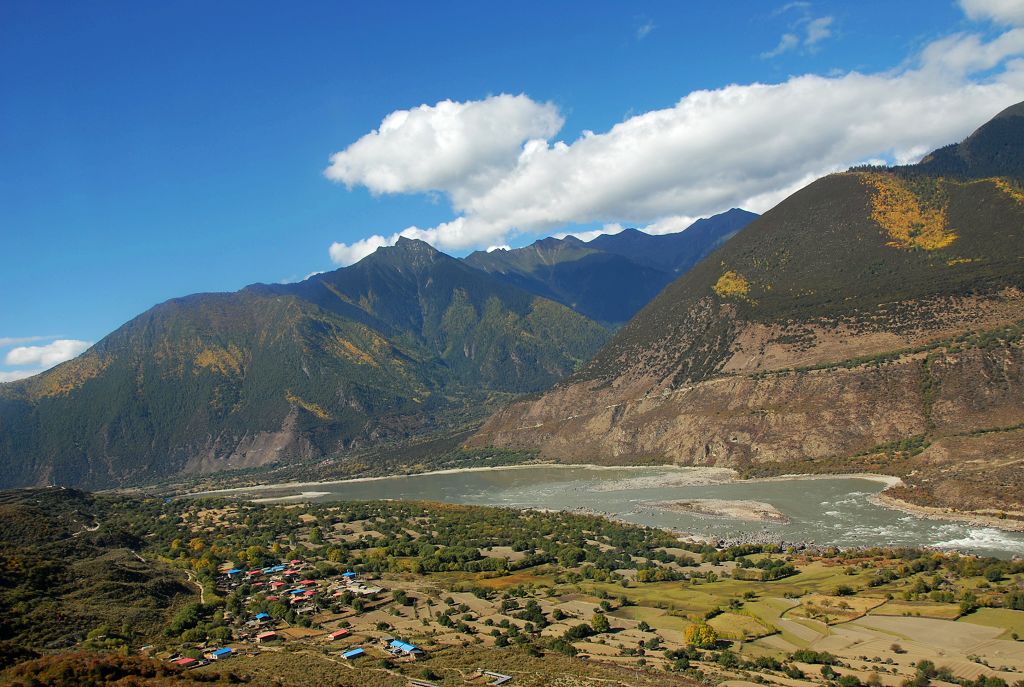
[991,99,1024,121]
[358,236,448,270]
[916,99,1024,179]
[533,236,566,248]
[609,227,644,238]
[393,236,439,252]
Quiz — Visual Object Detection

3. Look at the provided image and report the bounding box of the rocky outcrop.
[472,292,1024,468]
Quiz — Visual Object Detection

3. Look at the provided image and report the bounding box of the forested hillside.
[0,239,608,488]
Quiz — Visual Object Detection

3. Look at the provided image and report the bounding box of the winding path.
[184,569,206,604]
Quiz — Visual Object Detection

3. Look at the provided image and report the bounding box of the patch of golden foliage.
[194,344,244,375]
[27,353,108,398]
[285,390,332,420]
[328,335,377,366]
[991,177,1024,204]
[859,172,956,250]
[713,270,752,301]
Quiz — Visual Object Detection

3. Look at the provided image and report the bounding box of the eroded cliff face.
[475,361,927,466]
[471,289,1024,512]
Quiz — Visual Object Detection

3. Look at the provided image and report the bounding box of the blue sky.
[1,0,1022,380]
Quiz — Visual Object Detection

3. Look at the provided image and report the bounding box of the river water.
[229,466,1024,558]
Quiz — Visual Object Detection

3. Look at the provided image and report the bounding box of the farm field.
[3,489,1024,687]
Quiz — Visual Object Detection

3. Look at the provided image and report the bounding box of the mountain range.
[0,212,750,489]
[5,100,1024,522]
[471,102,1024,519]
[0,239,609,487]
[465,209,756,324]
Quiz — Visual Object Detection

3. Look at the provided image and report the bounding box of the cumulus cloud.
[0,335,57,347]
[552,223,626,242]
[921,27,1024,74]
[638,216,701,236]
[328,234,395,266]
[961,0,1024,25]
[0,369,44,383]
[324,94,563,200]
[4,339,91,368]
[325,12,1024,265]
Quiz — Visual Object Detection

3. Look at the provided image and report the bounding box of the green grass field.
[958,607,1024,639]
[871,600,962,619]
[608,605,693,633]
[708,612,772,640]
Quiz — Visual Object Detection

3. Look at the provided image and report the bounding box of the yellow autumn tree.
[713,270,752,301]
[685,622,718,648]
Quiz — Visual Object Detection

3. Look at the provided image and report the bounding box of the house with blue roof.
[255,612,270,621]
[341,648,365,660]
[388,639,423,657]
[204,647,233,660]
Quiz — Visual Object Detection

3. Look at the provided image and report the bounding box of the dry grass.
[870,600,962,620]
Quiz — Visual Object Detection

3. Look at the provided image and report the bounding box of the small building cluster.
[162,559,410,672]
[384,638,424,660]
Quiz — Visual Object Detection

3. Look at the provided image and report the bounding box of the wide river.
[225,465,1024,559]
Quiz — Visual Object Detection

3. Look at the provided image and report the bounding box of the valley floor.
[6,486,1024,686]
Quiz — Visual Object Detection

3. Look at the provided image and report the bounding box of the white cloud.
[762,7,834,58]
[325,13,1024,265]
[552,223,626,242]
[328,216,514,265]
[638,216,700,236]
[774,2,811,14]
[0,368,44,383]
[324,94,563,200]
[636,20,656,39]
[485,244,511,252]
[0,335,58,347]
[278,269,328,284]
[961,0,1024,25]
[4,339,91,368]
[762,33,800,58]
[805,16,834,47]
[329,234,393,266]
[920,28,1024,74]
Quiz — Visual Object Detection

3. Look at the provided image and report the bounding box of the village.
[160,559,518,686]
[4,488,1024,687]
[146,496,1024,687]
